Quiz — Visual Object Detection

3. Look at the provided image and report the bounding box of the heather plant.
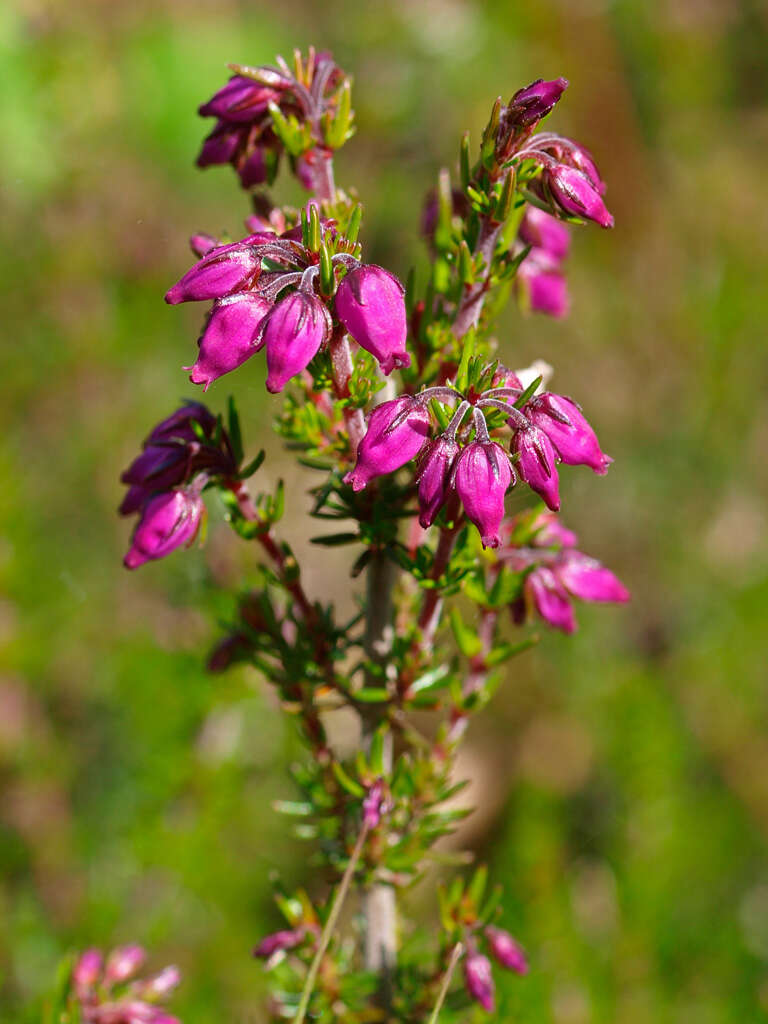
[49,48,628,1023]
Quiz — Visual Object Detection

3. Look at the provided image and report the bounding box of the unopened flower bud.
[506,77,568,130]
[485,926,528,974]
[189,232,220,258]
[416,436,460,528]
[464,951,495,1012]
[253,928,304,959]
[197,122,241,169]
[73,948,103,993]
[120,444,191,492]
[186,293,271,390]
[198,76,282,122]
[239,147,268,189]
[260,290,331,393]
[526,393,611,473]
[105,944,146,984]
[344,398,431,492]
[123,490,204,570]
[546,165,614,228]
[165,243,261,304]
[335,265,410,375]
[453,441,513,549]
[512,424,560,511]
[148,403,217,444]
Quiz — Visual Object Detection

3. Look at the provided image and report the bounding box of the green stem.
[293,820,370,1024]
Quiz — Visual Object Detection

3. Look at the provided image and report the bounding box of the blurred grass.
[1,0,768,1020]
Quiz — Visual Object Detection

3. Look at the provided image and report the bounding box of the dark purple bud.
[196,121,242,168]
[73,948,103,993]
[485,927,528,974]
[165,243,260,305]
[343,398,431,492]
[238,147,268,189]
[512,425,560,511]
[123,490,204,570]
[546,165,614,228]
[119,485,152,516]
[415,436,460,529]
[148,403,217,445]
[186,293,271,390]
[253,928,304,959]
[556,550,630,604]
[507,77,568,129]
[530,511,578,549]
[519,206,570,261]
[294,152,316,191]
[105,944,146,984]
[453,442,513,549]
[335,265,410,375]
[121,444,191,491]
[526,566,575,633]
[260,291,331,394]
[198,76,280,122]
[526,393,611,473]
[516,255,569,318]
[463,951,495,1012]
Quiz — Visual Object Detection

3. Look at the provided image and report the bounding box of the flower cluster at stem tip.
[70,945,181,1024]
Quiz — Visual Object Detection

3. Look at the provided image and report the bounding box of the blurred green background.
[2,0,768,1020]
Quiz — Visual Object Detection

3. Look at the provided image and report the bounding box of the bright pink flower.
[165,242,261,304]
[519,207,570,260]
[453,442,513,549]
[526,393,611,474]
[556,550,630,604]
[123,490,204,570]
[260,291,331,394]
[105,945,146,985]
[186,293,271,390]
[73,949,103,994]
[335,265,410,375]
[416,436,460,528]
[546,165,614,228]
[253,928,305,959]
[463,951,495,1012]
[511,425,560,511]
[344,398,431,492]
[516,253,569,318]
[526,565,575,632]
[485,927,528,974]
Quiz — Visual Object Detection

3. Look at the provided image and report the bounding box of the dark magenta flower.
[344,398,431,492]
[259,290,331,394]
[518,206,570,261]
[253,928,305,959]
[147,403,217,444]
[463,951,495,1012]
[526,393,611,474]
[546,165,614,228]
[506,77,568,129]
[239,146,268,188]
[485,927,528,974]
[186,293,271,390]
[453,441,513,549]
[511,425,560,511]
[123,490,204,570]
[196,121,241,168]
[416,436,460,528]
[165,242,261,305]
[120,443,193,493]
[198,76,282,123]
[335,265,410,375]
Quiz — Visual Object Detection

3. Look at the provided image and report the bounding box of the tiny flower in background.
[71,945,181,1024]
[485,926,528,974]
[335,265,410,375]
[453,442,513,549]
[362,779,389,828]
[253,927,306,959]
[344,398,431,492]
[123,489,205,570]
[463,950,495,1013]
[515,206,570,318]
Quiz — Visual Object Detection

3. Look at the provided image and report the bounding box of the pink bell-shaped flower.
[123,490,204,570]
[344,398,431,492]
[453,441,513,549]
[335,265,410,375]
[186,293,271,390]
[260,290,331,394]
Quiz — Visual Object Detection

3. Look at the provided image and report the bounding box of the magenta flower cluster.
[345,370,611,548]
[72,945,181,1024]
[501,511,630,633]
[464,927,528,1013]
[165,220,409,392]
[197,50,344,191]
[119,403,234,569]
